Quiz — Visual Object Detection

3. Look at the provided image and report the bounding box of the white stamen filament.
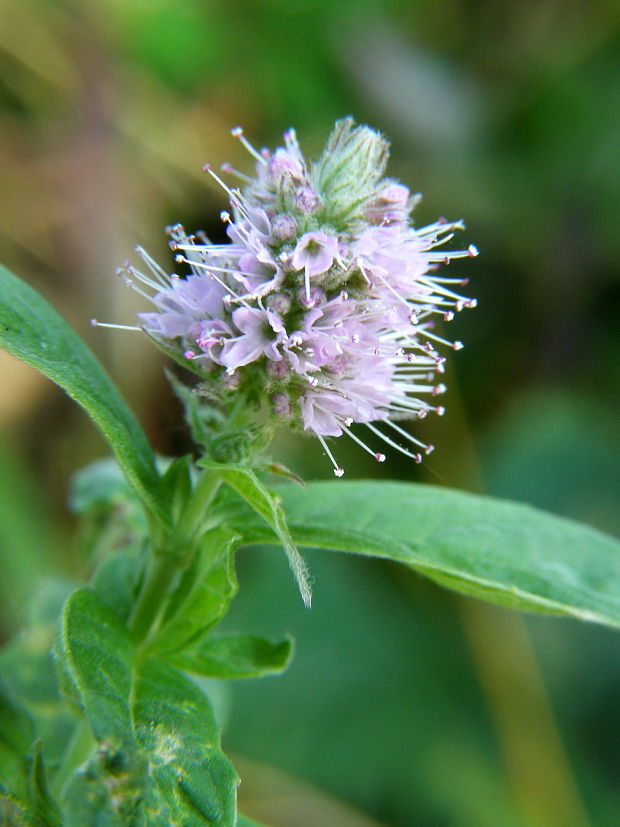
[317,434,344,477]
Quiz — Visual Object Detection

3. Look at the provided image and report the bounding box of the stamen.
[382,418,433,454]
[91,319,141,332]
[317,434,344,477]
[365,422,423,463]
[204,164,242,202]
[134,246,170,287]
[230,126,267,164]
[342,424,386,462]
[220,162,254,184]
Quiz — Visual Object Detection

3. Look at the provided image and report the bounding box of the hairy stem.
[129,469,223,645]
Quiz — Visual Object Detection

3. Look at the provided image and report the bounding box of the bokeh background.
[1,1,619,825]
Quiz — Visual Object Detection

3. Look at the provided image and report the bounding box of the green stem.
[129,552,178,644]
[128,469,223,645]
[174,469,223,552]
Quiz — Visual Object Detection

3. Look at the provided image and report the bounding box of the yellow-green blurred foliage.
[1,1,619,825]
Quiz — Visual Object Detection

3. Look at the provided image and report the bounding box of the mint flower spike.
[106,118,477,477]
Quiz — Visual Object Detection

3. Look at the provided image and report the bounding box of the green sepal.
[148,527,240,657]
[310,117,389,230]
[168,634,294,680]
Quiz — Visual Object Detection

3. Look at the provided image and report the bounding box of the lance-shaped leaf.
[224,480,620,630]
[169,634,294,680]
[202,462,311,607]
[0,265,168,526]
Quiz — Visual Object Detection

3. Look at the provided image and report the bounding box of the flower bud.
[272,392,291,418]
[266,292,292,314]
[267,360,290,379]
[268,149,304,183]
[295,187,320,214]
[271,213,297,242]
[297,285,325,309]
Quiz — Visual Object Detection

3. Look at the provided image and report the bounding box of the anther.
[184,350,196,359]
[374,453,386,463]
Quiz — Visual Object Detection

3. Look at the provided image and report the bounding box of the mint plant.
[1,120,619,826]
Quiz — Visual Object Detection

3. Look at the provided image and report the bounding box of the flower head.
[107,118,477,476]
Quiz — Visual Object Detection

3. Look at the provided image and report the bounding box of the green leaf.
[25,743,62,827]
[169,634,294,679]
[203,462,311,607]
[0,265,168,526]
[0,580,76,771]
[0,703,61,825]
[59,589,237,825]
[70,458,149,568]
[149,527,240,656]
[223,480,620,630]
[58,589,147,824]
[161,455,194,522]
[0,682,33,801]
[60,588,135,745]
[133,660,238,826]
[63,742,147,827]
[91,546,147,624]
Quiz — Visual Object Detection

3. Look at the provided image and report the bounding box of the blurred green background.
[1,0,619,824]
